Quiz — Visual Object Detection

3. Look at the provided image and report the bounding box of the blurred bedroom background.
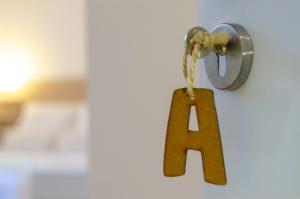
[0,0,88,199]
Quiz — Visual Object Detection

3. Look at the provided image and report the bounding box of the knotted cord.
[183,31,230,99]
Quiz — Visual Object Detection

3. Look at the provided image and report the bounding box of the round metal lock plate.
[204,23,254,90]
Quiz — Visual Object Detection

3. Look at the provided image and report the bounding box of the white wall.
[198,0,300,198]
[0,0,86,79]
[87,0,202,198]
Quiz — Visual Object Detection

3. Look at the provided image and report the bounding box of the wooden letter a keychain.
[163,28,229,185]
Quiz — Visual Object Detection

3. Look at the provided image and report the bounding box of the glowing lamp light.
[0,49,32,92]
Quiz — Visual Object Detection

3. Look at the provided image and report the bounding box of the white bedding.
[0,152,88,199]
[0,101,89,199]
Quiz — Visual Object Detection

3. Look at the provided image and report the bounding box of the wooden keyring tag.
[164,88,227,185]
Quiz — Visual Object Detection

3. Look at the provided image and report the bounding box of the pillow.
[54,102,88,152]
[54,129,87,153]
[2,128,58,151]
[74,102,88,132]
[1,102,87,152]
[17,102,77,132]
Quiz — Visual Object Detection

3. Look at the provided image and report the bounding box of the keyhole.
[218,55,226,78]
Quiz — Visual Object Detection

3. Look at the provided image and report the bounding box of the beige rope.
[183,31,230,99]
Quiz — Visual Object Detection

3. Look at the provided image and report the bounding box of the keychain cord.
[183,31,230,99]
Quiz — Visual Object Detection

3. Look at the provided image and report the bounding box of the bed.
[0,101,88,199]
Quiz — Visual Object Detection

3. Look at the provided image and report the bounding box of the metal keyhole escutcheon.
[204,23,254,90]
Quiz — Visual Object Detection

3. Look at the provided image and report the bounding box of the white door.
[88,0,300,198]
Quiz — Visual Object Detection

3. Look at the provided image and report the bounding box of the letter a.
[164,88,227,185]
